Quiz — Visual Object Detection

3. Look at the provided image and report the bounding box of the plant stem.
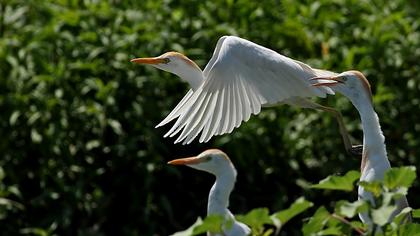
[331,213,365,235]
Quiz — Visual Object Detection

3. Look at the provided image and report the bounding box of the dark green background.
[0,0,419,235]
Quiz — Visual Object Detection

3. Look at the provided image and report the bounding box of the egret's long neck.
[207,167,236,217]
[175,66,204,91]
[356,102,388,173]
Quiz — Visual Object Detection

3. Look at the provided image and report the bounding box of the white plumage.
[168,149,251,236]
[312,71,411,226]
[131,36,360,155]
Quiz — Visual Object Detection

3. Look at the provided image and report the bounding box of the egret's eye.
[341,76,348,81]
[204,156,212,162]
[163,58,170,64]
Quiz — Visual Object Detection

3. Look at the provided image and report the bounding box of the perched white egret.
[168,149,251,236]
[131,36,361,156]
[312,71,411,225]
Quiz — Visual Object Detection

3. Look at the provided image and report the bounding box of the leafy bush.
[0,0,419,235]
[173,167,418,236]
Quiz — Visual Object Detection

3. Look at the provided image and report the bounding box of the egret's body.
[168,149,250,236]
[132,36,360,156]
[313,71,411,225]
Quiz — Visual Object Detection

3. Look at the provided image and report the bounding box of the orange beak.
[167,156,202,165]
[130,57,167,65]
[310,76,345,87]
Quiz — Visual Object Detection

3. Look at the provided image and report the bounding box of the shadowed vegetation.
[0,0,419,235]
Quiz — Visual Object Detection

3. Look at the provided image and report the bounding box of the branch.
[330,213,365,235]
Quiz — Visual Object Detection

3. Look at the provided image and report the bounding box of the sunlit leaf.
[20,228,50,236]
[192,215,225,235]
[108,119,123,135]
[412,209,420,219]
[170,217,203,236]
[31,129,42,143]
[392,207,413,225]
[372,205,397,226]
[359,181,382,197]
[335,200,368,218]
[86,140,101,150]
[236,208,271,230]
[397,223,420,236]
[9,111,20,126]
[272,197,313,228]
[311,171,360,191]
[0,197,24,210]
[384,166,417,189]
[302,206,330,236]
[317,227,342,235]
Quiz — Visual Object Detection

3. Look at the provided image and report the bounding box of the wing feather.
[227,80,237,133]
[159,36,337,144]
[156,89,193,128]
[183,91,219,144]
[164,89,206,138]
[219,81,232,135]
[201,87,225,142]
[233,77,243,128]
[237,77,252,122]
[174,91,213,143]
[199,89,222,142]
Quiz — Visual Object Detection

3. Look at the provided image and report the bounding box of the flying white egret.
[312,71,412,225]
[168,149,251,236]
[131,36,361,156]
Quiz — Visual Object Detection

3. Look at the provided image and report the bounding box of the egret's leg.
[286,98,361,157]
[315,105,363,157]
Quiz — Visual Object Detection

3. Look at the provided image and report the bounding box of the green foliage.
[173,197,314,235]
[311,170,360,191]
[335,200,368,218]
[272,197,313,228]
[0,167,23,221]
[304,167,418,235]
[0,0,419,235]
[237,208,272,233]
[384,166,417,189]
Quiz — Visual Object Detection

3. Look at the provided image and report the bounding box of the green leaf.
[262,228,274,236]
[311,170,360,191]
[398,223,420,236]
[0,167,4,181]
[384,166,417,189]
[108,119,123,135]
[20,228,50,236]
[372,205,397,226]
[317,227,343,235]
[359,181,382,197]
[170,215,226,236]
[302,206,330,236]
[272,197,313,228]
[0,197,24,210]
[9,111,20,126]
[31,129,43,143]
[335,200,368,218]
[392,207,413,225]
[412,209,420,218]
[192,215,225,235]
[236,208,272,230]
[170,217,203,236]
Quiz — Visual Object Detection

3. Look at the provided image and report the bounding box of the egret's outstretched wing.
[156,89,194,128]
[162,36,336,144]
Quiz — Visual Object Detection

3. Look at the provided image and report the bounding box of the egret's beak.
[131,57,167,65]
[310,76,345,87]
[168,156,202,165]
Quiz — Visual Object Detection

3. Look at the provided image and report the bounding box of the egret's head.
[168,149,235,176]
[131,51,201,75]
[312,70,373,106]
